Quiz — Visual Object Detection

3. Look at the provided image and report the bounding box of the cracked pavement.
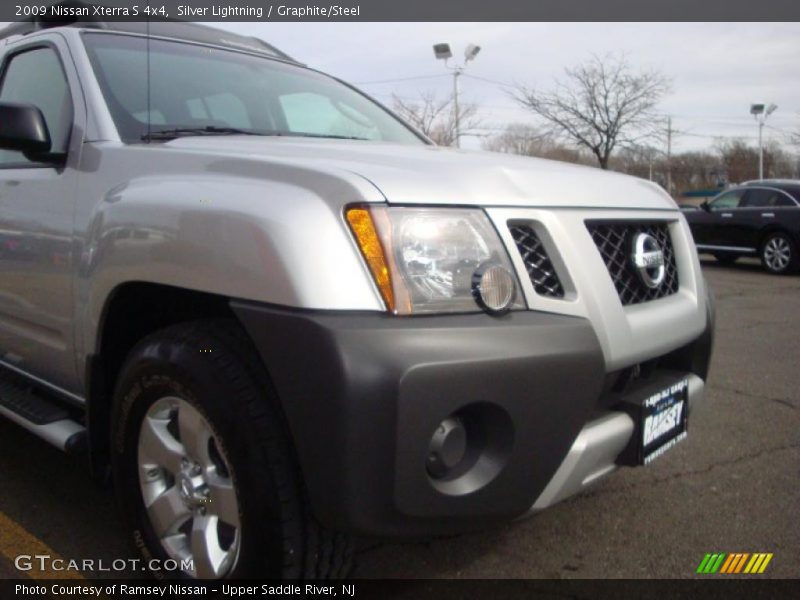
[0,257,797,580]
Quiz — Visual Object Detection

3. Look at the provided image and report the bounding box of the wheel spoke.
[139,416,185,475]
[191,515,225,579]
[764,237,793,271]
[139,396,240,579]
[147,487,191,538]
[207,473,239,527]
[178,405,212,467]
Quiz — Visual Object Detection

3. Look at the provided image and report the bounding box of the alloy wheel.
[137,396,241,579]
[763,236,791,272]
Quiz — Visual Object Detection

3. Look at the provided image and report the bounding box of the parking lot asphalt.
[0,257,798,580]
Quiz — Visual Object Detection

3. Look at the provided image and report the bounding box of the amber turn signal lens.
[346,207,395,312]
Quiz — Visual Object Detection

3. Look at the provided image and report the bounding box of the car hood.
[166,137,677,210]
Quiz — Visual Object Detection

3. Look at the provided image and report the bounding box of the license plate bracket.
[615,373,689,466]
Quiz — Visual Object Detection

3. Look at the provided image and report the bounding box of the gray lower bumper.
[232,278,713,537]
[233,303,608,536]
[528,373,705,513]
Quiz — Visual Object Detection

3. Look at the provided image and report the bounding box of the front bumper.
[528,372,705,513]
[232,294,713,537]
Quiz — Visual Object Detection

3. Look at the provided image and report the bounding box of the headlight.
[346,206,524,315]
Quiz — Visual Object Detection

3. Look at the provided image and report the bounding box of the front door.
[0,39,81,393]
[692,188,744,247]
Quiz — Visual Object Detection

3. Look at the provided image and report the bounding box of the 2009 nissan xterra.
[0,15,713,579]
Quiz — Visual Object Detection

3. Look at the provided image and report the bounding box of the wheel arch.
[85,282,237,483]
[757,224,795,251]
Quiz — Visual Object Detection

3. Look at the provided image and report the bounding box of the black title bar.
[3,579,800,600]
[3,0,800,22]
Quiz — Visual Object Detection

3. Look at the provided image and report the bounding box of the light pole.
[433,42,481,148]
[750,103,777,180]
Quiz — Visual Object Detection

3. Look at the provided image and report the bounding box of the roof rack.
[0,1,298,63]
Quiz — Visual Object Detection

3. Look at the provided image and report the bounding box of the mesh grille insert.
[586,220,679,306]
[509,225,565,298]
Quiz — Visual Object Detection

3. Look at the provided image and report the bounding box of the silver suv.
[0,18,714,579]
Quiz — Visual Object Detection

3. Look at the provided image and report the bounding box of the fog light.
[472,264,516,313]
[426,417,467,479]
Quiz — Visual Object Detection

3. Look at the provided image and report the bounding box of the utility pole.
[758,118,764,179]
[452,68,461,148]
[750,103,777,180]
[666,116,672,196]
[433,42,481,149]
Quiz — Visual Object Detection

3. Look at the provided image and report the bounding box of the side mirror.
[0,102,52,155]
[700,200,711,212]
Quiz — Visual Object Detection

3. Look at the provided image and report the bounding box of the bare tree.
[714,139,796,183]
[792,119,800,148]
[512,54,670,169]
[392,91,479,146]
[610,144,657,179]
[668,151,726,192]
[483,123,548,155]
[483,123,592,165]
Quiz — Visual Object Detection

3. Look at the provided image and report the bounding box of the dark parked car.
[684,180,800,274]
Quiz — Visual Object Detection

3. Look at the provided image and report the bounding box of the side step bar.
[0,375,86,454]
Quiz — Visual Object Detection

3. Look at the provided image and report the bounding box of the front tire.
[110,320,353,579]
[760,232,798,275]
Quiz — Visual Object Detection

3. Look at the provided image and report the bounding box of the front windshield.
[82,32,424,144]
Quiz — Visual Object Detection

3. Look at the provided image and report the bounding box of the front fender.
[76,166,386,362]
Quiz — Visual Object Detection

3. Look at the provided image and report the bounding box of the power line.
[356,78,797,150]
[354,79,800,129]
[367,90,524,112]
[664,113,794,123]
[461,73,515,88]
[765,124,797,135]
[352,73,450,85]
[677,131,758,139]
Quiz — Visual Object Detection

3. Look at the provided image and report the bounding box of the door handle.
[761,212,775,218]
[721,213,733,218]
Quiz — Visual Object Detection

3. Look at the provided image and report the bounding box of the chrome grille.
[509,225,565,298]
[586,221,679,306]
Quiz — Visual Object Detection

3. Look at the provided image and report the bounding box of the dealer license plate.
[640,379,688,465]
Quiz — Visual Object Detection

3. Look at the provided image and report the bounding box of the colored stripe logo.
[696,552,773,574]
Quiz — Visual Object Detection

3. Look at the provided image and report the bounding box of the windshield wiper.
[142,127,371,142]
[142,126,265,141]
[279,132,369,141]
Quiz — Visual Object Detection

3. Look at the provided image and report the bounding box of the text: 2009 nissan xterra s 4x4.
[0,17,713,580]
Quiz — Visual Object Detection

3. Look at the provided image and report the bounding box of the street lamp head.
[750,103,776,181]
[433,43,452,60]
[464,43,481,62]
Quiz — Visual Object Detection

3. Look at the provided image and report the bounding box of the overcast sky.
[214,21,799,153]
